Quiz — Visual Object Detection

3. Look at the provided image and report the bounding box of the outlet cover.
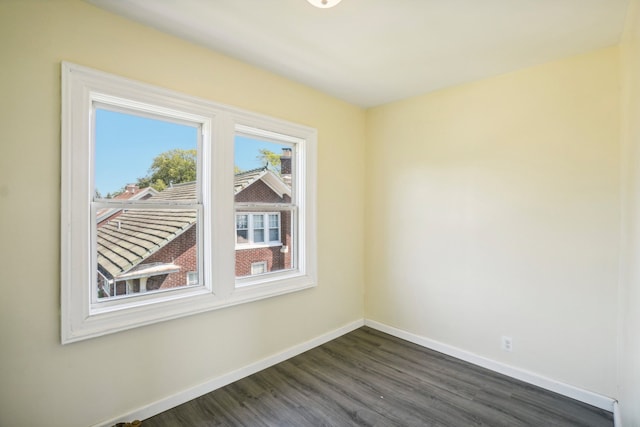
[501,336,513,352]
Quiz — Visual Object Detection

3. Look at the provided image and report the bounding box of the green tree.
[105,190,123,199]
[257,149,281,174]
[137,148,197,191]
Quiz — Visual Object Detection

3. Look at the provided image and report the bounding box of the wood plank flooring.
[144,327,613,426]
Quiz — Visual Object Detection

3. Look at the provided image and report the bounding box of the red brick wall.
[281,151,292,175]
[235,180,291,204]
[145,224,198,290]
[235,246,286,277]
[105,226,196,296]
[235,210,292,277]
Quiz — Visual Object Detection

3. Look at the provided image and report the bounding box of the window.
[186,271,199,285]
[61,62,317,343]
[236,213,281,246]
[236,214,249,244]
[233,129,302,283]
[251,262,267,275]
[93,109,202,301]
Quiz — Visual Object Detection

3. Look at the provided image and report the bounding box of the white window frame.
[61,62,317,344]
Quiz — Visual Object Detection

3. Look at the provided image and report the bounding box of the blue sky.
[235,136,287,172]
[95,109,288,195]
[95,109,196,195]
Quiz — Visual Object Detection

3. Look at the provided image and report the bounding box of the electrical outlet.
[501,336,513,352]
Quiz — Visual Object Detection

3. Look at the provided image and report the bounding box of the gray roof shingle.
[97,208,197,280]
[152,181,197,201]
[97,170,290,281]
[234,166,268,195]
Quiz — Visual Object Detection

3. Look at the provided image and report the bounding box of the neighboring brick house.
[96,154,293,298]
[234,165,292,277]
[96,182,198,298]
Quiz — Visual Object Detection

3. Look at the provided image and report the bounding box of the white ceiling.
[88,0,630,107]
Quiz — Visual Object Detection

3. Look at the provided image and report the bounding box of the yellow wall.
[365,47,620,397]
[0,2,365,426]
[619,0,640,424]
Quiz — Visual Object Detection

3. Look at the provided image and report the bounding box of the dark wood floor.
[144,327,613,426]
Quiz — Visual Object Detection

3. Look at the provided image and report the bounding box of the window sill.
[235,242,283,250]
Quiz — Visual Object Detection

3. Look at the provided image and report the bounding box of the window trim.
[61,62,317,344]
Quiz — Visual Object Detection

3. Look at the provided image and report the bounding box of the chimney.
[280,148,292,185]
[125,184,139,194]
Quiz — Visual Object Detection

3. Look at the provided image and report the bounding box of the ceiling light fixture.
[307,0,342,8]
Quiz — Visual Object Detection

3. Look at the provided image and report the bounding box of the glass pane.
[236,214,248,229]
[236,230,248,244]
[234,133,296,279]
[251,262,266,275]
[235,209,294,278]
[96,208,199,299]
[94,108,198,201]
[269,214,278,227]
[234,136,293,205]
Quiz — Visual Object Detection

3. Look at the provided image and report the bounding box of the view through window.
[234,134,295,280]
[94,108,201,301]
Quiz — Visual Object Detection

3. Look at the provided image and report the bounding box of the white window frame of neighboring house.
[235,212,281,248]
[186,271,199,285]
[251,261,268,275]
[61,62,317,344]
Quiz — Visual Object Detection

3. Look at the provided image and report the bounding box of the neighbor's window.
[186,271,199,286]
[235,213,281,246]
[61,62,317,344]
[251,261,268,275]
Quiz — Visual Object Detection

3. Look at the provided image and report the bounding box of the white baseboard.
[93,319,364,427]
[364,319,616,413]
